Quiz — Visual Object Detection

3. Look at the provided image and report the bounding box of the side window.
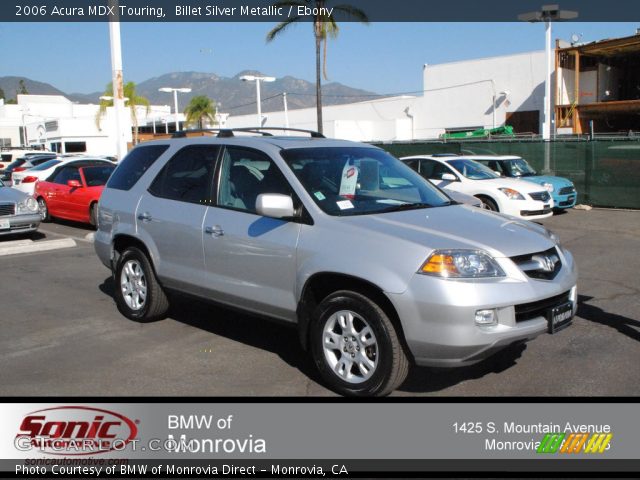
[217,147,293,214]
[421,160,454,180]
[52,167,81,185]
[149,145,219,205]
[403,159,418,171]
[418,159,439,179]
[107,145,169,191]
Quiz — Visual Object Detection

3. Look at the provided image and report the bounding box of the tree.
[0,87,5,101]
[18,79,29,95]
[96,81,150,145]
[184,95,216,129]
[266,1,368,134]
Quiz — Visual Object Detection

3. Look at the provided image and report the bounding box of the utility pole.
[108,0,128,161]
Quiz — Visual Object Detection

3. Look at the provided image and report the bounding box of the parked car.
[35,160,116,226]
[467,155,577,209]
[13,156,109,195]
[0,149,52,170]
[401,155,554,219]
[0,178,41,237]
[95,130,577,396]
[0,154,57,182]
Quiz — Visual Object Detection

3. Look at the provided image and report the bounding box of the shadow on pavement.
[398,342,527,394]
[99,277,323,388]
[578,294,640,342]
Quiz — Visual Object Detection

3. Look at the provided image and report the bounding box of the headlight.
[498,188,525,200]
[16,197,39,214]
[419,249,506,279]
[542,182,554,193]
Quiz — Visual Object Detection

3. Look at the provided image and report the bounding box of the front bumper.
[552,193,577,209]
[500,198,554,220]
[386,248,578,367]
[0,213,41,236]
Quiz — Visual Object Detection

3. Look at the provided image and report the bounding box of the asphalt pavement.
[1,208,638,396]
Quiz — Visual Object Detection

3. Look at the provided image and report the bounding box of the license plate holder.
[0,219,10,230]
[547,301,573,333]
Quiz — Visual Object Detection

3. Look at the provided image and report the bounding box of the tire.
[37,197,50,222]
[310,290,409,397]
[89,203,97,227]
[114,246,169,322]
[477,195,499,211]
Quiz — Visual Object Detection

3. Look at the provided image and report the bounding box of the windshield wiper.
[378,202,432,213]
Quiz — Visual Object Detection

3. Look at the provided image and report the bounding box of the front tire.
[114,246,169,322]
[310,290,409,397]
[89,203,97,227]
[37,197,50,222]
[476,195,499,211]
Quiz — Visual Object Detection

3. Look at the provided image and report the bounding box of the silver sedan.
[0,179,41,237]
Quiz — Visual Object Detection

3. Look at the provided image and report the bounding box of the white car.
[401,155,553,220]
[12,156,107,195]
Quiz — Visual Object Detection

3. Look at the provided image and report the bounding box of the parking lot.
[1,208,639,396]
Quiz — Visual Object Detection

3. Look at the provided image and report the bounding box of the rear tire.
[114,246,169,322]
[37,197,50,222]
[310,290,409,397]
[476,195,499,211]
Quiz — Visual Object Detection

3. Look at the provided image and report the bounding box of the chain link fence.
[374,136,640,209]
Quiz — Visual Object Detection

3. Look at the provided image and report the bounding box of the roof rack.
[171,127,325,139]
[431,153,460,157]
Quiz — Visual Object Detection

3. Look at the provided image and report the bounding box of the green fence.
[374,138,640,209]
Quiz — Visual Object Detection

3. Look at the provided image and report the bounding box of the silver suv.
[95,129,577,396]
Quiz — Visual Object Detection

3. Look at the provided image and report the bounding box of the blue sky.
[1,22,638,95]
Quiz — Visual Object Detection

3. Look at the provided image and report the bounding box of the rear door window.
[148,145,219,205]
[107,145,169,191]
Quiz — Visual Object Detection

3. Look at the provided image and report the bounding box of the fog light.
[475,309,497,326]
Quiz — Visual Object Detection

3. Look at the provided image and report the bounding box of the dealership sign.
[15,406,138,455]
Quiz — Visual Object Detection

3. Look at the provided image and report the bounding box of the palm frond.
[266,15,303,41]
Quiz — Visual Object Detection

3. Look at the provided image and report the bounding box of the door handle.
[137,212,152,222]
[205,225,224,237]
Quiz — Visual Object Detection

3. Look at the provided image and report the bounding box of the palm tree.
[266,1,368,134]
[96,81,150,145]
[184,95,217,129]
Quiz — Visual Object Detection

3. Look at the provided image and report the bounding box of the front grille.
[559,200,574,207]
[0,203,16,216]
[559,186,575,195]
[515,291,571,322]
[529,191,551,202]
[511,247,562,280]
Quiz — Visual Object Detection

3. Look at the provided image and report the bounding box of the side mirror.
[256,193,295,219]
[441,173,457,182]
[67,179,82,188]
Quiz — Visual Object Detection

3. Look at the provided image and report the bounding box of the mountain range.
[0,72,381,115]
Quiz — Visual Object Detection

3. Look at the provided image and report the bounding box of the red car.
[35,160,116,226]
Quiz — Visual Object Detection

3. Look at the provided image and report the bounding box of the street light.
[158,87,192,132]
[239,75,276,126]
[518,4,578,140]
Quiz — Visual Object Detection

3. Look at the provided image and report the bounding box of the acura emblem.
[532,254,558,273]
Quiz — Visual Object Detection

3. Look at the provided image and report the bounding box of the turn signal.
[420,254,458,275]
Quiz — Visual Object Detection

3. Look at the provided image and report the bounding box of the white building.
[227,50,549,141]
[0,94,173,157]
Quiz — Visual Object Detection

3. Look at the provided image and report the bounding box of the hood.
[476,176,553,193]
[520,175,573,188]
[0,186,31,203]
[345,204,554,258]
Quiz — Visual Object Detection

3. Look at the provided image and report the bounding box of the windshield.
[504,158,537,177]
[281,147,452,216]
[29,159,61,171]
[447,159,499,180]
[82,165,116,187]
